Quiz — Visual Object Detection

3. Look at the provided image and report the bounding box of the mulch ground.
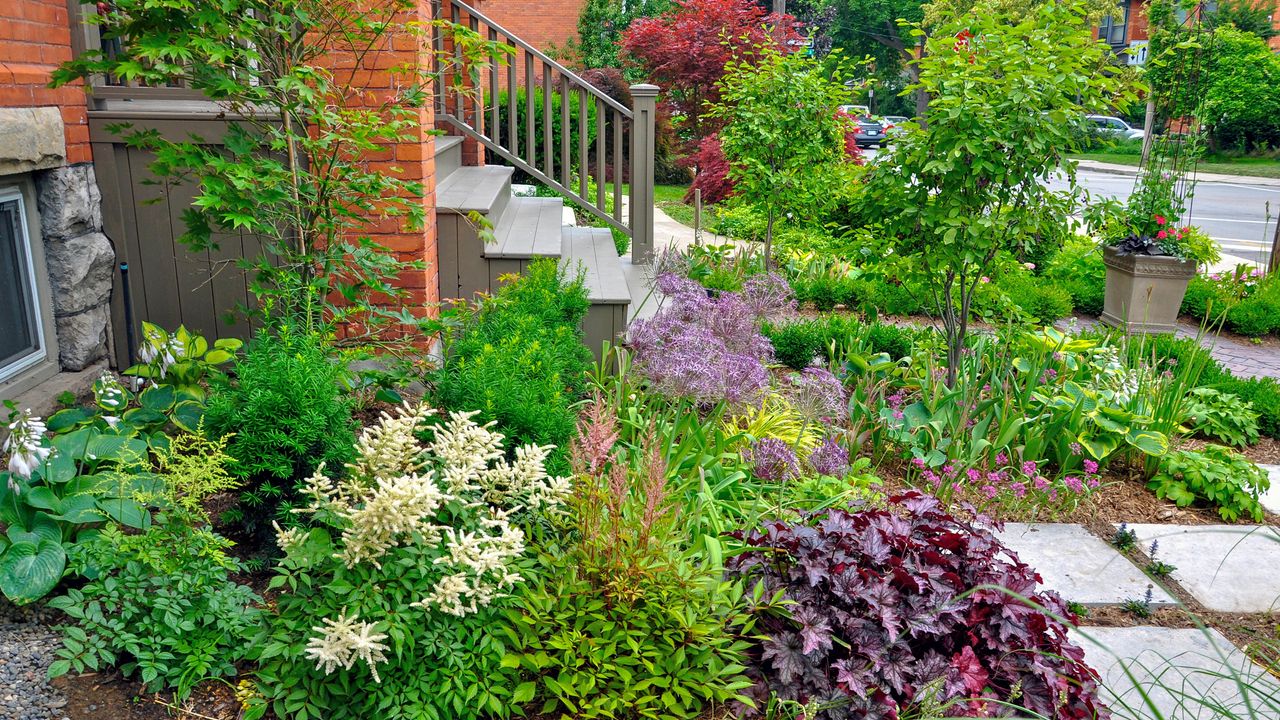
[50,673,244,720]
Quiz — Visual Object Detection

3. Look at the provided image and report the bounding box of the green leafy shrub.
[204,328,355,536]
[1149,444,1270,522]
[1044,238,1105,315]
[434,259,591,475]
[1181,387,1260,447]
[996,271,1073,323]
[1226,297,1276,337]
[764,316,915,370]
[48,522,260,698]
[1216,376,1280,440]
[499,398,751,719]
[252,405,571,720]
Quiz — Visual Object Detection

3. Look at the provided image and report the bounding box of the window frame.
[0,179,60,395]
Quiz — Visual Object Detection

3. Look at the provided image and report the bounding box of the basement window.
[0,187,48,384]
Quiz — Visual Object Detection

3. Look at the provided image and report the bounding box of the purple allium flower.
[786,367,846,420]
[808,437,850,477]
[1070,442,1083,456]
[746,437,800,481]
[630,273,775,406]
[1033,475,1049,490]
[1010,482,1027,498]
[740,272,797,319]
[966,468,981,482]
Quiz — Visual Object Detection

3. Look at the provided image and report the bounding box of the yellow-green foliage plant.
[249,404,571,720]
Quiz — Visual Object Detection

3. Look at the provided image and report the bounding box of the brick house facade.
[472,0,588,54]
[1,0,113,402]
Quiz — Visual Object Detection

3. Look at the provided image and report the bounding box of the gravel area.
[0,601,69,720]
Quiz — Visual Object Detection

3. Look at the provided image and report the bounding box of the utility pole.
[1269,201,1280,275]
[1139,98,1156,168]
[773,0,786,14]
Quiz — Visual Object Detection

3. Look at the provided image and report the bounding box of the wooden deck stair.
[433,135,632,353]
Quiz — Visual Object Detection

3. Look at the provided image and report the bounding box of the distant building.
[1096,0,1280,62]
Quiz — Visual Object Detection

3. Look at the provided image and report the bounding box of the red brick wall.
[325,0,441,334]
[472,0,587,53]
[1127,0,1148,42]
[0,0,91,165]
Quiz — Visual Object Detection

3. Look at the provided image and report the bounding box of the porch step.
[561,227,630,357]
[486,197,563,259]
[560,227,630,305]
[435,135,463,182]
[436,165,513,220]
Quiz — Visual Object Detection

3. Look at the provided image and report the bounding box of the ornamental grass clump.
[251,403,570,720]
[629,272,792,406]
[726,492,1107,719]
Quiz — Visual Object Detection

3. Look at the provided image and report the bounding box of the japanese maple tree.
[620,0,802,148]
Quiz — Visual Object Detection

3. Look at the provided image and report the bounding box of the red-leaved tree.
[620,0,802,151]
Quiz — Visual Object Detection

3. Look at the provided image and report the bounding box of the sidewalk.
[1075,159,1280,188]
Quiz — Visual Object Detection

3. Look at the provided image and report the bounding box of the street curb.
[1074,160,1280,188]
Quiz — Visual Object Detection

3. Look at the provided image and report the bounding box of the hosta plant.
[1149,444,1270,522]
[250,404,570,720]
[726,492,1108,719]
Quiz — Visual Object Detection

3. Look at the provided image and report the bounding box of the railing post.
[629,84,658,264]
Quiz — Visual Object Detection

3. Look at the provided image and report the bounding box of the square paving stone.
[1122,524,1280,613]
[1073,626,1280,720]
[1258,464,1280,516]
[996,523,1175,607]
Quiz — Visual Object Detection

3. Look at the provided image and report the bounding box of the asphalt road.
[1050,170,1280,266]
[861,147,1280,266]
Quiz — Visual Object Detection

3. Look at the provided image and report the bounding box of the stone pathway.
[1056,316,1280,381]
[998,522,1280,719]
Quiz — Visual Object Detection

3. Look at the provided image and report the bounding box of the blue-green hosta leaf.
[6,513,62,546]
[46,408,94,434]
[170,400,205,433]
[50,494,105,524]
[1126,430,1168,457]
[97,498,149,529]
[0,539,66,604]
[137,384,177,412]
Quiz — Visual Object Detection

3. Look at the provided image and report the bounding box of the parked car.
[839,106,885,148]
[881,115,909,139]
[1085,114,1145,140]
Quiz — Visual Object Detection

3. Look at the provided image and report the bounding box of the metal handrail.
[432,0,656,263]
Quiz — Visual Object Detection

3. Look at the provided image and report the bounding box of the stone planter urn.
[1100,245,1196,334]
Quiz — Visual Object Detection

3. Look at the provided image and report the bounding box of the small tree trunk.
[764,208,775,270]
[1139,97,1156,167]
[913,35,929,125]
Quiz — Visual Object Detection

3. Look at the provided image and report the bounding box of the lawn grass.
[1072,152,1280,179]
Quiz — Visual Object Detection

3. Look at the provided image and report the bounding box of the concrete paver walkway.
[1076,626,1280,720]
[997,523,1175,607]
[1001,523,1279,717]
[1120,524,1280,614]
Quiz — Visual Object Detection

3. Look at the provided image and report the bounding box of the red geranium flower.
[1156,230,1168,239]
[1154,215,1167,225]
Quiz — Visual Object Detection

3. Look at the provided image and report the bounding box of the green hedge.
[764,316,916,370]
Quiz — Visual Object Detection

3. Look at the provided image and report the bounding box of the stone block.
[35,164,103,240]
[1259,465,1280,516]
[55,304,110,372]
[997,523,1175,607]
[1122,524,1280,613]
[43,231,114,316]
[0,107,65,175]
[1074,626,1280,720]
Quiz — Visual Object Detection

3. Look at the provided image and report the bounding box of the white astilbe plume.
[304,611,389,682]
[337,473,450,568]
[347,402,435,481]
[297,463,340,514]
[479,442,571,513]
[427,411,505,493]
[272,521,306,555]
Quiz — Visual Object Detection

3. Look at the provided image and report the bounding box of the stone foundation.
[34,165,114,371]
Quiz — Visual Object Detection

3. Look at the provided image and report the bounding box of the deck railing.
[431,0,658,263]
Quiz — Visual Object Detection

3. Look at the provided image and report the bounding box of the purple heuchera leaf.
[726,491,1108,719]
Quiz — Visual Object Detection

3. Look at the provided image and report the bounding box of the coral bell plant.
[726,492,1107,719]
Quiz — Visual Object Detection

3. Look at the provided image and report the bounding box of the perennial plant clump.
[252,403,570,720]
[630,272,792,406]
[726,492,1107,719]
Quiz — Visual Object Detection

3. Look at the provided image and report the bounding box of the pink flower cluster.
[912,455,1102,510]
